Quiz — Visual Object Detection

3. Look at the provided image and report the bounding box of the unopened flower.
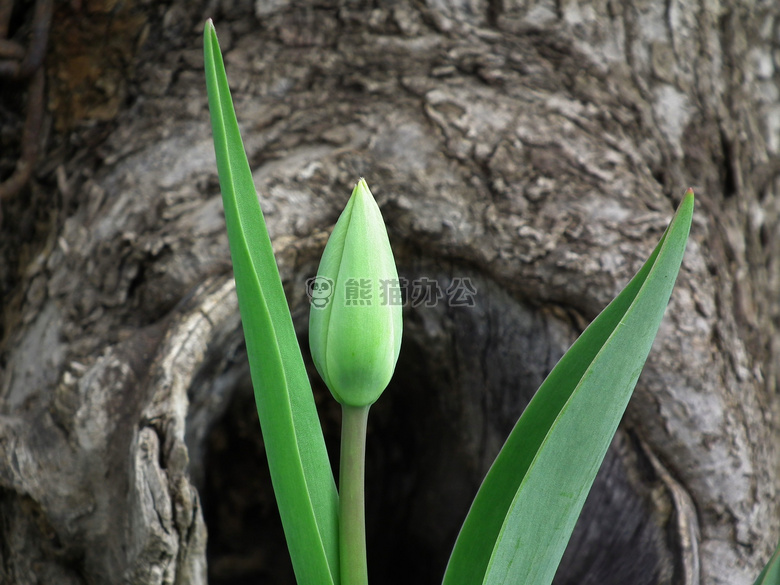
[308,179,403,407]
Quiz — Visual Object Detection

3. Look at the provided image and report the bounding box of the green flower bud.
[309,179,403,407]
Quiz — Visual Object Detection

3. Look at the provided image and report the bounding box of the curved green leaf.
[204,20,339,585]
[754,540,780,585]
[444,191,694,585]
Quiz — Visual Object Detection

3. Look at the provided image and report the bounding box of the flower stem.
[339,404,371,585]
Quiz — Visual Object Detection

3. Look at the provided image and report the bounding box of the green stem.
[339,404,371,585]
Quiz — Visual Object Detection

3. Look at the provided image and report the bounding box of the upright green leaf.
[444,191,694,585]
[203,20,339,585]
[754,540,780,585]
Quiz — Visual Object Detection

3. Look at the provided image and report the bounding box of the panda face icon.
[306,276,334,308]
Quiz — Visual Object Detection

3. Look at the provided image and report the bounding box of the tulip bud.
[309,179,403,407]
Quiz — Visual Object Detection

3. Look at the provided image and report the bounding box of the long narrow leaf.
[204,20,339,585]
[444,191,694,585]
[754,540,780,585]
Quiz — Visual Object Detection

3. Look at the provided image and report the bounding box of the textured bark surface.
[0,1,778,584]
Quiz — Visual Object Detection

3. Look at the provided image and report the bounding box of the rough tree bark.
[0,1,778,584]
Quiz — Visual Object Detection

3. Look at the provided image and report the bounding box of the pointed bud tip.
[354,177,372,199]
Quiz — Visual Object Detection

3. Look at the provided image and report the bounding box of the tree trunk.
[0,1,777,584]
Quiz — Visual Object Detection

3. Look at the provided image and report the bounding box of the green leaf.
[203,20,339,585]
[443,191,694,585]
[754,540,780,585]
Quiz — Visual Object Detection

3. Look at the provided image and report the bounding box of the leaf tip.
[675,188,694,219]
